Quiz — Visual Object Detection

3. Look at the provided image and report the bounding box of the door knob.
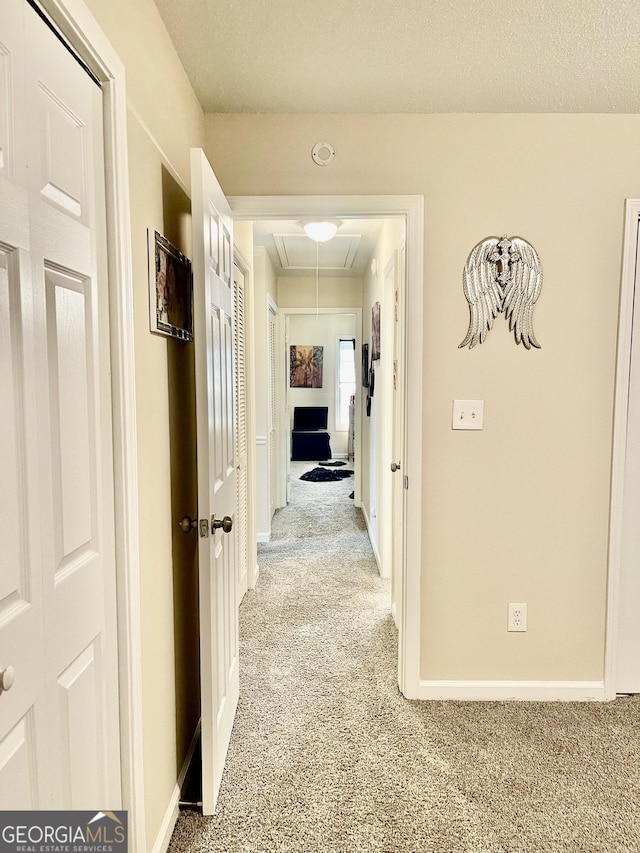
[211,515,233,534]
[390,462,401,472]
[179,515,198,533]
[1,666,15,693]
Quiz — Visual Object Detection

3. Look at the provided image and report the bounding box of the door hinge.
[404,475,409,490]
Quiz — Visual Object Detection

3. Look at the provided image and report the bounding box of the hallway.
[167,463,640,853]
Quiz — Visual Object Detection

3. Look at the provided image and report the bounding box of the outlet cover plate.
[508,602,527,632]
[452,399,484,430]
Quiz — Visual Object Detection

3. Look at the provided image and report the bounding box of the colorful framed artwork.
[148,229,193,341]
[290,345,324,388]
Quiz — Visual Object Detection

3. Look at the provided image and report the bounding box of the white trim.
[230,195,423,700]
[257,533,270,544]
[360,502,382,574]
[150,791,179,853]
[150,722,202,853]
[417,680,605,702]
[605,198,640,700]
[256,435,268,445]
[35,1,145,848]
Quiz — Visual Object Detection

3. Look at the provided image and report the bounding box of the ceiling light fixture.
[301,219,342,243]
[299,220,342,318]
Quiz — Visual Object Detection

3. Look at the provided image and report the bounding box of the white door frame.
[33,0,144,847]
[605,198,640,699]
[229,195,424,698]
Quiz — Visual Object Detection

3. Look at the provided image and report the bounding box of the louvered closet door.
[233,263,248,600]
[0,0,120,808]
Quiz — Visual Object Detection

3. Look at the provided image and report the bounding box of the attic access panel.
[274,233,361,271]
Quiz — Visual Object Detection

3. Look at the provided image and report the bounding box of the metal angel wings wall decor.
[458,236,543,349]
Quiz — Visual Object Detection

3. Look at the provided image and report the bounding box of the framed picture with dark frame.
[148,229,193,341]
[362,343,369,388]
[371,301,381,360]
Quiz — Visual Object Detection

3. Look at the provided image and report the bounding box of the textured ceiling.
[153,0,640,113]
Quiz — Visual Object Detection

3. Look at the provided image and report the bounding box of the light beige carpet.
[168,462,640,853]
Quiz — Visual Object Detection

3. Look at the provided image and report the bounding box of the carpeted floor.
[168,462,640,853]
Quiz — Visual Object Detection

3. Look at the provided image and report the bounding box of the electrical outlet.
[508,602,527,632]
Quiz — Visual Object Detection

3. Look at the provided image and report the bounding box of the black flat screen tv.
[293,406,328,431]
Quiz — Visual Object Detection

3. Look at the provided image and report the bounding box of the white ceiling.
[253,219,385,275]
[153,0,639,114]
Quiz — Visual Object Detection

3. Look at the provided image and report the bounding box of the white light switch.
[452,399,484,430]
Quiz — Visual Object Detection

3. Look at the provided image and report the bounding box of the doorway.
[284,308,362,506]
[230,195,424,699]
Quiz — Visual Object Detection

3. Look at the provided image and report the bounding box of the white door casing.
[190,148,240,814]
[268,298,279,517]
[608,200,640,696]
[0,0,121,808]
[284,313,292,504]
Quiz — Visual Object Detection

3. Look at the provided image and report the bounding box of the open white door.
[390,246,406,629]
[190,149,239,814]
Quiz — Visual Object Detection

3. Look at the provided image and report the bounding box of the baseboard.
[151,721,202,853]
[257,532,270,544]
[360,504,382,573]
[416,680,606,702]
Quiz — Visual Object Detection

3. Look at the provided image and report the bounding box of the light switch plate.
[452,399,484,430]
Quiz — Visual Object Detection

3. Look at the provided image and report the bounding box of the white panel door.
[0,0,120,808]
[391,245,406,632]
[190,149,239,815]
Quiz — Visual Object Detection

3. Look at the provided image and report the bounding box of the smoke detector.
[311,141,335,166]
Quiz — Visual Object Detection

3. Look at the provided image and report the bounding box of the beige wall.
[277,275,363,310]
[205,113,640,683]
[83,0,205,846]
